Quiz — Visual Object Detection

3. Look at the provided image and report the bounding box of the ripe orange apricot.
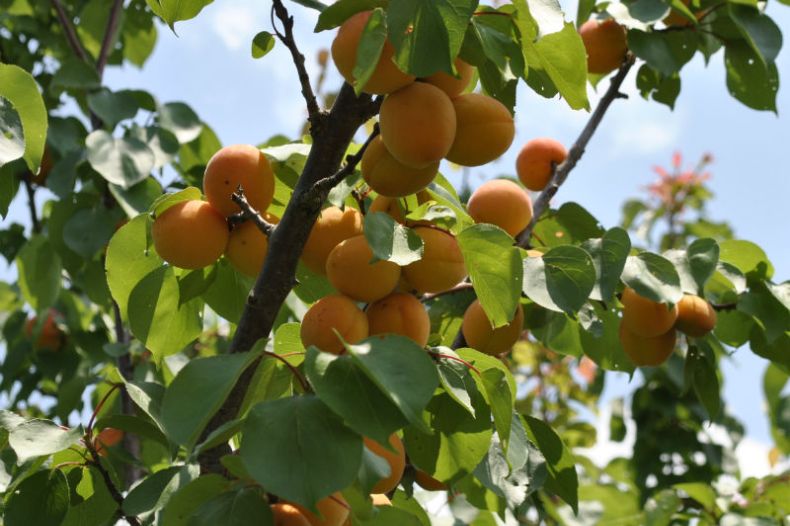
[225,214,279,278]
[424,58,475,97]
[445,93,514,167]
[24,309,64,351]
[462,300,524,356]
[361,136,438,197]
[467,179,533,237]
[379,82,457,169]
[326,235,401,303]
[272,503,311,526]
[366,292,430,346]
[293,493,350,526]
[302,207,363,276]
[579,19,628,75]
[95,427,124,456]
[414,470,447,491]
[516,138,568,191]
[331,11,415,95]
[664,0,698,27]
[152,200,229,269]
[365,434,406,494]
[619,324,677,367]
[371,494,391,506]
[403,227,467,294]
[203,144,275,217]
[675,294,717,337]
[300,295,369,354]
[620,287,679,338]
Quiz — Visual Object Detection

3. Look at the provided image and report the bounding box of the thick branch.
[96,0,125,76]
[516,54,636,248]
[197,84,379,474]
[230,188,277,236]
[271,0,322,126]
[50,0,89,62]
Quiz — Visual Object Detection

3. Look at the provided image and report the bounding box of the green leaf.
[387,0,479,77]
[304,347,409,445]
[129,125,181,169]
[109,177,165,218]
[16,235,62,312]
[728,4,782,64]
[719,239,773,280]
[344,335,439,432]
[457,224,522,328]
[364,212,424,265]
[158,102,203,143]
[315,0,388,31]
[127,265,204,359]
[353,8,388,95]
[291,0,328,11]
[147,0,215,31]
[123,465,200,517]
[160,474,229,526]
[86,130,155,189]
[251,31,276,59]
[436,351,476,417]
[0,99,25,168]
[522,245,596,314]
[95,414,170,449]
[187,487,273,526]
[523,415,578,513]
[636,64,681,109]
[621,252,683,304]
[674,482,717,511]
[627,30,696,76]
[0,163,21,217]
[532,202,605,247]
[582,227,631,302]
[87,89,140,130]
[5,470,69,526]
[9,419,83,463]
[202,259,254,323]
[724,40,779,113]
[51,57,101,90]
[685,345,721,420]
[63,207,119,258]
[0,64,48,172]
[161,351,259,448]
[123,379,166,429]
[106,215,160,319]
[480,367,513,450]
[240,395,362,508]
[580,304,635,373]
[686,238,720,291]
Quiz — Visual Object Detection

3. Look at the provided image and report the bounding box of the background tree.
[0,0,788,525]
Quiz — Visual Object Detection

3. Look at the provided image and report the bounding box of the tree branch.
[83,439,142,526]
[96,0,125,77]
[271,0,322,127]
[516,54,636,248]
[50,0,89,63]
[311,122,380,195]
[197,83,379,474]
[21,175,40,234]
[230,188,277,236]
[421,282,474,302]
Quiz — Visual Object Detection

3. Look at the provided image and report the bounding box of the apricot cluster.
[619,288,717,366]
[152,144,278,276]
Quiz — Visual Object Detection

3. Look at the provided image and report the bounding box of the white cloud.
[211,3,258,51]
[609,113,682,156]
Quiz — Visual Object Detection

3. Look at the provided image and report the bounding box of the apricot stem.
[516,53,636,248]
[230,187,277,236]
[263,351,311,393]
[428,351,481,376]
[86,382,123,438]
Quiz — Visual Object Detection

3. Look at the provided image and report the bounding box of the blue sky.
[2,1,789,470]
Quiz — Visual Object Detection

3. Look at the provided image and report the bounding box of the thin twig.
[516,54,636,248]
[96,0,125,76]
[263,351,310,392]
[86,383,123,437]
[21,175,40,233]
[271,0,322,127]
[421,282,474,302]
[50,0,89,62]
[311,123,380,195]
[428,351,481,375]
[230,188,277,236]
[83,440,142,526]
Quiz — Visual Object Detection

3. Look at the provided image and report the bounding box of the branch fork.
[230,187,277,236]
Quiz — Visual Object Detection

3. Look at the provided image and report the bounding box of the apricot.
[675,294,717,337]
[300,295,369,355]
[526,249,543,258]
[423,58,475,97]
[619,324,677,367]
[467,179,533,237]
[379,82,457,169]
[368,192,430,224]
[203,144,275,217]
[24,309,64,351]
[94,427,124,456]
[414,470,447,491]
[152,200,228,269]
[371,494,391,506]
[664,0,697,27]
[516,138,568,191]
[462,300,524,356]
[403,227,467,294]
[302,207,363,275]
[272,503,311,526]
[326,235,401,303]
[445,93,514,167]
[331,11,415,95]
[620,287,679,338]
[579,19,628,75]
[293,493,350,526]
[225,214,279,278]
[366,292,430,346]
[361,136,438,197]
[365,434,406,494]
